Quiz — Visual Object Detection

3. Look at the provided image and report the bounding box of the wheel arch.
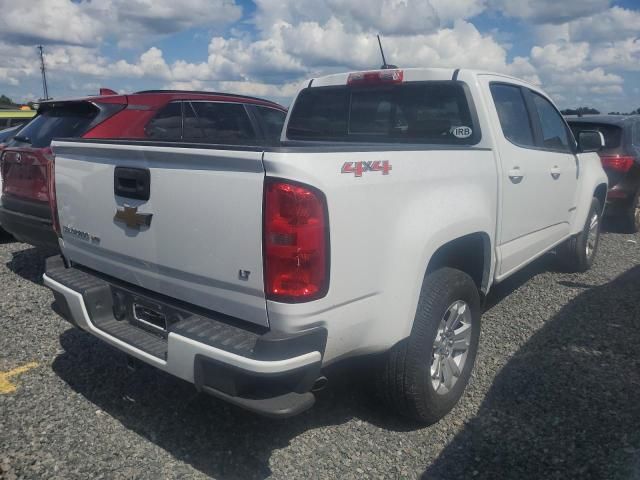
[594,183,607,216]
[571,153,609,235]
[425,231,492,296]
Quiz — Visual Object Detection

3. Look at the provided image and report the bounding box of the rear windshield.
[568,122,623,151]
[14,103,98,148]
[286,82,480,145]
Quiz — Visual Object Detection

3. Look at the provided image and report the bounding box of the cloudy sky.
[0,0,638,111]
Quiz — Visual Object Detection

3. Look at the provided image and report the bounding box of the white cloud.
[0,0,105,46]
[325,0,440,34]
[204,19,529,79]
[0,0,636,112]
[569,6,640,43]
[490,0,611,24]
[531,42,590,70]
[0,0,242,47]
[590,38,640,72]
[546,67,623,87]
[589,85,624,95]
[429,0,486,23]
[252,0,485,34]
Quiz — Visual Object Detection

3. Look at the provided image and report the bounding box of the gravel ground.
[1,226,639,480]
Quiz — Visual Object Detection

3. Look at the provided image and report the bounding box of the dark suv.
[568,115,640,232]
[0,90,287,249]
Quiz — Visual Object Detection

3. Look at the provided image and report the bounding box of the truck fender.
[571,153,608,236]
[379,184,496,343]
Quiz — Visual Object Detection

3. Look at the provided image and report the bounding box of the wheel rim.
[586,212,600,259]
[430,300,473,395]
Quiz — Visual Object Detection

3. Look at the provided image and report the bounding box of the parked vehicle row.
[0,107,36,129]
[10,67,606,424]
[567,115,640,232]
[0,90,287,248]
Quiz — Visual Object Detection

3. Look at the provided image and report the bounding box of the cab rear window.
[14,102,98,148]
[286,82,480,145]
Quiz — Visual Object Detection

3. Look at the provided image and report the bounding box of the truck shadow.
[46,250,572,479]
[4,246,53,285]
[51,328,385,479]
[0,229,16,244]
[47,254,561,479]
[422,265,640,479]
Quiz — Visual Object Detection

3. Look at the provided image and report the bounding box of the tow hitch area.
[133,303,167,332]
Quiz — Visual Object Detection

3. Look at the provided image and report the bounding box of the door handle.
[114,167,151,201]
[550,166,561,179]
[508,167,524,183]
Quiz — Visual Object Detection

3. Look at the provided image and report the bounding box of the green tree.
[0,94,14,106]
[560,106,600,116]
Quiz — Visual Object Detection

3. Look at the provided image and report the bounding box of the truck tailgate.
[52,141,269,327]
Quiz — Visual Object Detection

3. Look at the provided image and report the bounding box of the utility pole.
[37,45,50,101]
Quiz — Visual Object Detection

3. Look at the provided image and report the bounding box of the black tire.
[557,197,602,273]
[376,267,481,424]
[622,190,640,234]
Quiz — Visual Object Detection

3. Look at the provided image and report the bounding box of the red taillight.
[43,147,61,237]
[347,69,404,86]
[264,179,328,302]
[600,155,635,173]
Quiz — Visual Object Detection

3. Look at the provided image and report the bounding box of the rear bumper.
[604,186,637,216]
[0,205,59,250]
[44,257,326,418]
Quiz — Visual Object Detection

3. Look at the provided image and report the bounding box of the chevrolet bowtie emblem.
[114,205,153,230]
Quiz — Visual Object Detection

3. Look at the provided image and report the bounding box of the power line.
[37,45,50,101]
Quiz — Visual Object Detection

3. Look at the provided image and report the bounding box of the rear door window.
[182,102,205,140]
[530,92,572,153]
[490,83,535,147]
[11,103,98,148]
[186,102,257,145]
[287,82,480,144]
[254,106,286,143]
[145,102,183,140]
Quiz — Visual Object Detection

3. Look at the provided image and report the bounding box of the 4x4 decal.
[341,161,392,177]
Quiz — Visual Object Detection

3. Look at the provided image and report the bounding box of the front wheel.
[557,197,602,273]
[376,267,481,424]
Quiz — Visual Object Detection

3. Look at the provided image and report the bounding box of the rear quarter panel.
[263,147,498,363]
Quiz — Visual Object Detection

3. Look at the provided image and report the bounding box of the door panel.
[527,90,578,230]
[482,79,577,276]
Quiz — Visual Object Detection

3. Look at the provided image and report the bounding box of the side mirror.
[578,130,605,153]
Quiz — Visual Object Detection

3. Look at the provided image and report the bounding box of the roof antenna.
[377,35,398,70]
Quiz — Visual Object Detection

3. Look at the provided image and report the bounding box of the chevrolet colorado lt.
[43,68,608,424]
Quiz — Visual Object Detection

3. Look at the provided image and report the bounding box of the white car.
[43,68,607,423]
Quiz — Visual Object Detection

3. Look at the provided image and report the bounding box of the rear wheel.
[557,197,601,272]
[376,267,481,424]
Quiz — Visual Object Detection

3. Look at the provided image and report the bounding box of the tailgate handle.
[114,167,150,201]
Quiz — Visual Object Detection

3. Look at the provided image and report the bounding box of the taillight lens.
[600,155,635,173]
[43,147,61,237]
[264,179,328,302]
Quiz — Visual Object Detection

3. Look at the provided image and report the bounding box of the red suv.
[0,90,287,249]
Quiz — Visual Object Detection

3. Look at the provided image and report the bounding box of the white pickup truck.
[44,68,607,423]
